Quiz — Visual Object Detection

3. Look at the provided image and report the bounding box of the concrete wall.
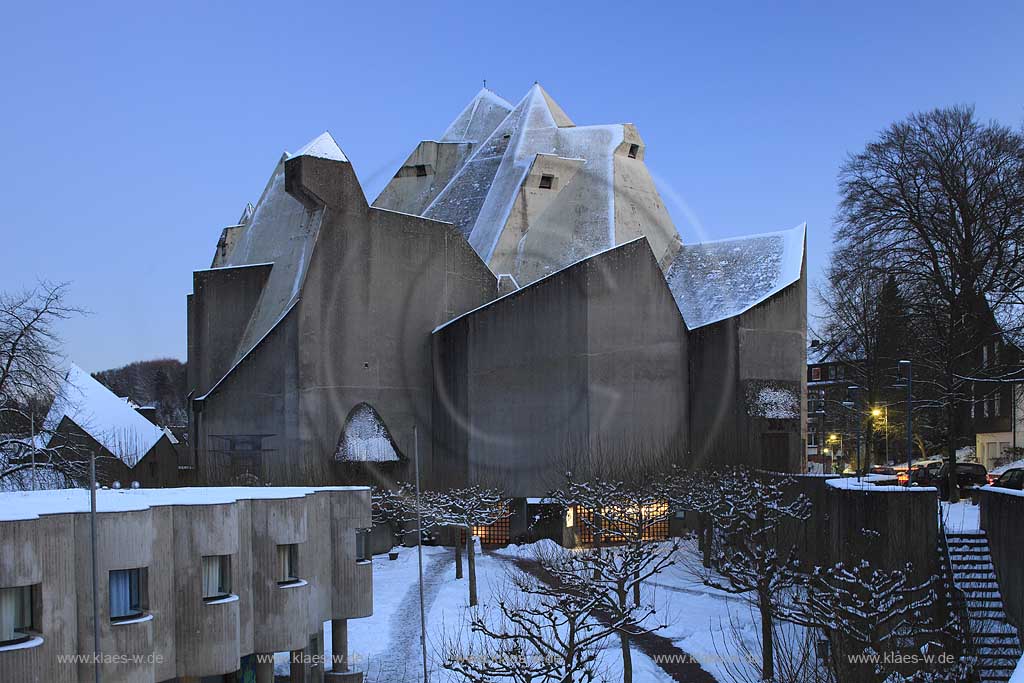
[0,487,372,682]
[979,487,1024,629]
[687,276,807,472]
[190,153,496,489]
[372,140,474,216]
[431,237,689,496]
[827,484,939,585]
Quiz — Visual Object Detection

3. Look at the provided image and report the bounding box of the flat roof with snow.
[0,486,370,522]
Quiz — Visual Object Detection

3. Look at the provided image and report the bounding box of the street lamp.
[871,406,889,464]
[843,385,863,479]
[894,361,913,486]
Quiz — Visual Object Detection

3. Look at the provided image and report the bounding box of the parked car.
[988,468,1024,491]
[869,465,897,476]
[911,461,988,499]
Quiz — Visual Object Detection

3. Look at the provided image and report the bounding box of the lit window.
[0,585,35,645]
[356,529,370,562]
[811,367,821,381]
[202,555,232,600]
[627,144,639,159]
[109,568,147,621]
[539,174,554,190]
[277,544,299,585]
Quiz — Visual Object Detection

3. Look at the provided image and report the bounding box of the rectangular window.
[538,174,554,190]
[202,555,232,600]
[627,143,639,159]
[995,391,1002,417]
[415,164,428,177]
[109,568,147,621]
[0,585,35,644]
[811,367,821,381]
[356,529,370,562]
[983,344,990,367]
[829,366,837,379]
[837,366,845,379]
[277,544,299,585]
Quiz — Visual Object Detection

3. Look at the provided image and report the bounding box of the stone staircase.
[945,532,1022,683]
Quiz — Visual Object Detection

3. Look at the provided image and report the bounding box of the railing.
[937,517,975,666]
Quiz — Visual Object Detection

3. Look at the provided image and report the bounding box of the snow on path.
[370,549,451,682]
[942,500,981,533]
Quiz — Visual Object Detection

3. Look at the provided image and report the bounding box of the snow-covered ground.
[277,539,762,681]
[942,500,981,533]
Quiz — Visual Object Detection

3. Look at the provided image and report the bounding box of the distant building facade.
[187,86,808,495]
[0,486,371,683]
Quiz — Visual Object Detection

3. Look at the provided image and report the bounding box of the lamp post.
[895,361,913,487]
[843,386,863,480]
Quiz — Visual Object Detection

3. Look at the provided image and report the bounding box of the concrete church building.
[187,85,807,496]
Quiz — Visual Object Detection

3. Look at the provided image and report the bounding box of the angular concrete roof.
[440,87,514,143]
[377,84,682,288]
[664,223,806,329]
[213,133,347,374]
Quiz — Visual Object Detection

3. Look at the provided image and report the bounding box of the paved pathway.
[366,550,451,683]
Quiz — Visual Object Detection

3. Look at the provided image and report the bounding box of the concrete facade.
[0,486,372,683]
[188,87,807,497]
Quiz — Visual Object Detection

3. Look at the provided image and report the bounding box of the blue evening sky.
[2,1,1021,371]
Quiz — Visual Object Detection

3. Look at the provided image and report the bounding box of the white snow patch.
[749,385,800,419]
[335,404,401,463]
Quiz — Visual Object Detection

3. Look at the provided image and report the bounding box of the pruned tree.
[371,483,444,550]
[548,476,677,683]
[798,560,942,683]
[0,282,92,489]
[435,486,513,606]
[441,555,618,683]
[677,468,811,682]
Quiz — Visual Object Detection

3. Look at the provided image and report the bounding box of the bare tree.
[0,282,92,488]
[834,106,1024,500]
[441,555,619,683]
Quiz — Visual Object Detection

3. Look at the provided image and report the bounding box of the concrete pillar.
[325,619,363,681]
[255,656,275,683]
[332,618,349,672]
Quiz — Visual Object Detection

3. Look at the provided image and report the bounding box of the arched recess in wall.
[334,403,405,464]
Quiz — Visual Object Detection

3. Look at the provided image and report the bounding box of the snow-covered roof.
[0,485,370,522]
[440,87,514,144]
[44,364,166,467]
[664,223,805,329]
[292,131,348,162]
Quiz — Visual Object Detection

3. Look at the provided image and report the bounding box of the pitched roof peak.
[441,88,514,142]
[519,83,574,128]
[292,131,348,162]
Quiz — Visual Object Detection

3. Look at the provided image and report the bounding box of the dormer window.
[539,174,554,190]
[202,555,232,601]
[277,544,300,585]
[628,144,639,159]
[0,585,36,645]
